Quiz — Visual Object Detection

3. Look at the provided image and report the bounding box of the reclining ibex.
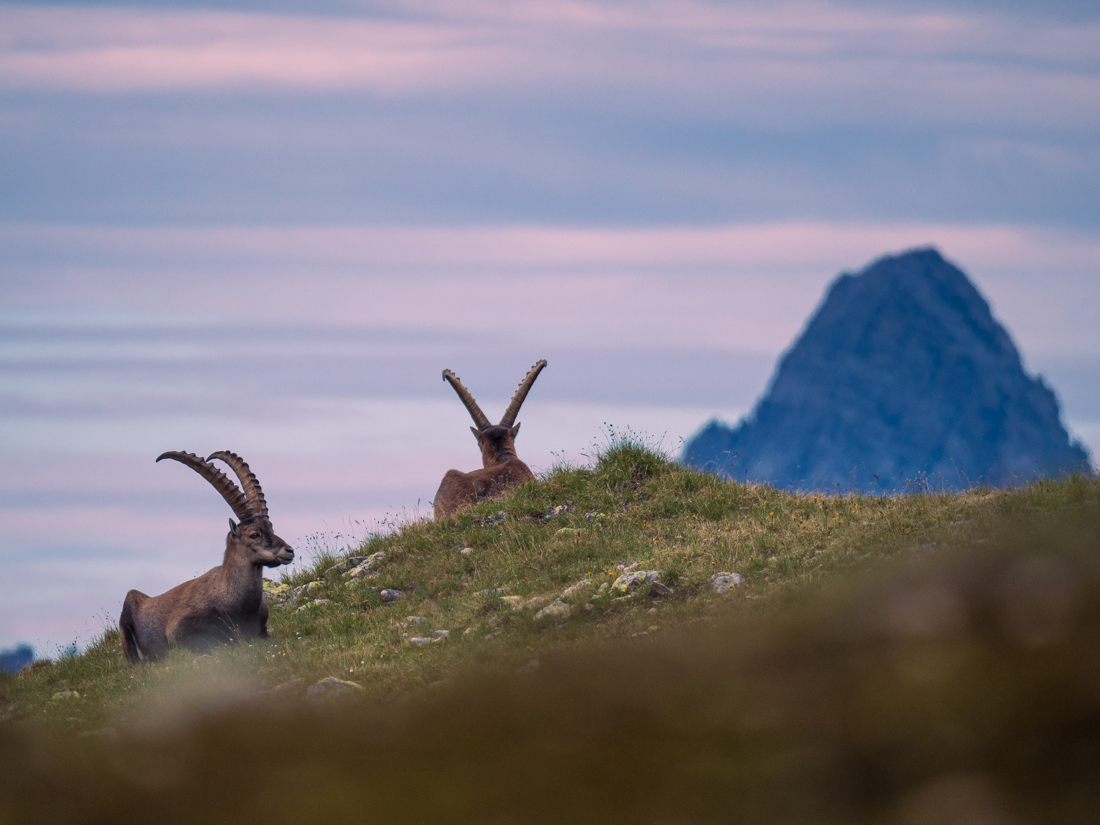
[119,450,293,663]
[434,360,547,520]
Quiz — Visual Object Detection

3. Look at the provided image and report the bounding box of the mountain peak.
[683,248,1090,490]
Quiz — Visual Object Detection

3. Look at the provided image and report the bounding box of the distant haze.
[1,0,1098,652]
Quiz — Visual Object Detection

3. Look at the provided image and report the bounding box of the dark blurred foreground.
[3,511,1099,824]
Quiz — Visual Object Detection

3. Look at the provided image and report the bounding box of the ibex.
[119,451,294,663]
[434,360,547,520]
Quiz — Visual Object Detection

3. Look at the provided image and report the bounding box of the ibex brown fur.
[119,451,293,663]
[433,360,547,520]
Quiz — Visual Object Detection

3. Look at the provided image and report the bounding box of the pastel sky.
[2,0,1098,654]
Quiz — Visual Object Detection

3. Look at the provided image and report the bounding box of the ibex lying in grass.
[119,451,293,663]
[434,360,547,520]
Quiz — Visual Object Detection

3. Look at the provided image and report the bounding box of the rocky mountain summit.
[683,248,1091,491]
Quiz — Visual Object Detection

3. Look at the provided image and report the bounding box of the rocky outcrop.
[684,248,1091,490]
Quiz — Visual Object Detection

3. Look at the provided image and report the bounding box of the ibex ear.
[509,423,521,439]
[470,426,484,442]
[228,518,239,536]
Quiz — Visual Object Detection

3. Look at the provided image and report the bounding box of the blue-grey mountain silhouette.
[683,248,1091,490]
[0,644,34,674]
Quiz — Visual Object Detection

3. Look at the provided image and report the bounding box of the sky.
[2,0,1099,654]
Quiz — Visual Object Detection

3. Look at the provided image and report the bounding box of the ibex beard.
[120,451,294,664]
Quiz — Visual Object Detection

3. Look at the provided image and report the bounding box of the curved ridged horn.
[499,359,547,427]
[208,451,268,519]
[156,451,252,522]
[443,369,491,430]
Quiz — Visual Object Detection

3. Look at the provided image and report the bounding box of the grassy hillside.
[2,440,1099,822]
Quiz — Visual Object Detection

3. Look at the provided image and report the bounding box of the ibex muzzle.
[433,360,546,520]
[119,450,293,663]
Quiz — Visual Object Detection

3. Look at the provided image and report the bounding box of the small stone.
[647,607,658,614]
[597,582,610,594]
[430,630,450,642]
[584,603,594,611]
[289,580,324,603]
[584,512,607,521]
[534,598,571,622]
[481,511,507,526]
[262,580,291,601]
[561,580,593,598]
[522,596,551,611]
[649,581,674,598]
[296,598,331,611]
[616,562,639,572]
[556,527,584,537]
[712,572,745,594]
[545,505,572,519]
[51,690,80,702]
[409,637,432,645]
[306,677,363,699]
[481,588,506,597]
[348,551,386,579]
[484,634,496,641]
[611,570,660,595]
[499,595,524,609]
[380,589,404,602]
[453,546,474,555]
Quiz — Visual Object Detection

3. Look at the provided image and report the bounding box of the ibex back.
[434,360,547,520]
[119,451,293,663]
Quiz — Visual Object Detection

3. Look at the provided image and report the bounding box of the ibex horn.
[499,359,547,427]
[207,451,268,520]
[156,451,253,522]
[443,369,491,430]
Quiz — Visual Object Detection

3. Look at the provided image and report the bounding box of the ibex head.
[443,360,546,467]
[156,450,294,567]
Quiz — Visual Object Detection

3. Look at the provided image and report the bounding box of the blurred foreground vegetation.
[2,441,1098,823]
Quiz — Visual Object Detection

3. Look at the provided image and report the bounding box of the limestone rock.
[611,570,660,595]
[712,572,745,594]
[348,552,386,579]
[534,599,571,622]
[562,580,593,598]
[649,581,674,597]
[262,580,290,602]
[380,589,404,602]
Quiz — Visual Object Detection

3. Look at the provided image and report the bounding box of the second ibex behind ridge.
[433,359,547,520]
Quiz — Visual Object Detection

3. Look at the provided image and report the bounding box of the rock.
[616,561,640,572]
[584,603,594,611]
[481,588,506,597]
[499,596,525,609]
[597,582,610,594]
[545,505,572,519]
[481,511,507,526]
[584,512,607,521]
[430,630,450,642]
[534,599,571,622]
[51,690,80,702]
[404,616,425,625]
[268,677,304,695]
[712,572,745,593]
[409,637,432,645]
[262,580,290,601]
[556,527,584,537]
[649,581,674,597]
[682,248,1091,490]
[453,546,474,555]
[348,552,386,579]
[306,677,363,699]
[611,570,660,595]
[380,589,404,602]
[296,598,331,611]
[562,580,593,598]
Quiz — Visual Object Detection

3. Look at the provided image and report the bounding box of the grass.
[1,439,1098,822]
